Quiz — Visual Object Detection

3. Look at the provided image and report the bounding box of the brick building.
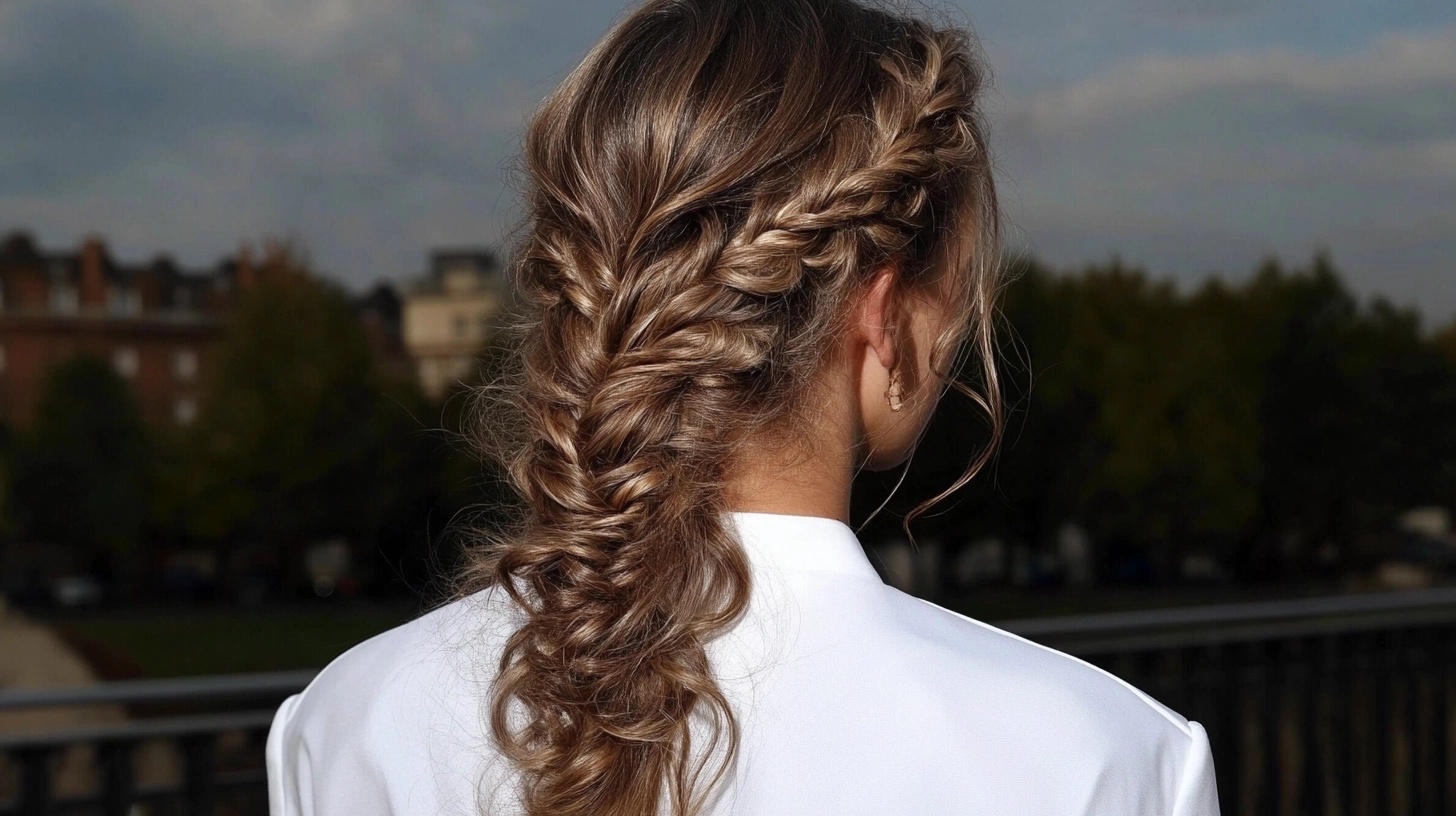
[0,230,259,429]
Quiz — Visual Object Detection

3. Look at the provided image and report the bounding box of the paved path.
[0,601,177,799]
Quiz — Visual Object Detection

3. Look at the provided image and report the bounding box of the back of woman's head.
[463,0,1001,813]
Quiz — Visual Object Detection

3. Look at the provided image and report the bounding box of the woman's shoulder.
[265,586,524,816]
[293,585,520,713]
[870,587,1220,814]
[880,587,1192,729]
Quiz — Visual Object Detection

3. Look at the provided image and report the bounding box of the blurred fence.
[0,672,307,816]
[3,587,1456,815]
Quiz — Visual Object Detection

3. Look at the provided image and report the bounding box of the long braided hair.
[459,1,1003,814]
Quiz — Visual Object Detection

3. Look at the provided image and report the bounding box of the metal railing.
[0,672,310,816]
[3,588,1456,815]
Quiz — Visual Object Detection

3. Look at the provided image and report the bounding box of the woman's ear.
[859,263,900,371]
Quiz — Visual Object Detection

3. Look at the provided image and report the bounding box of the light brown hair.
[458,1,1003,814]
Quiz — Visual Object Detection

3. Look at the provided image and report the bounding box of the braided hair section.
[457,2,1003,815]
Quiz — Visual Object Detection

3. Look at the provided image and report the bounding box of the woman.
[267,0,1222,814]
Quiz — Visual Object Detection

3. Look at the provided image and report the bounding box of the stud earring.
[885,369,905,412]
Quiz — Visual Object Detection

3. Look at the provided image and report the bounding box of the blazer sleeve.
[264,690,395,816]
[1171,720,1222,816]
[266,693,307,816]
[262,678,417,816]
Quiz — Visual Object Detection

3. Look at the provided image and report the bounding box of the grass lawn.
[47,603,418,679]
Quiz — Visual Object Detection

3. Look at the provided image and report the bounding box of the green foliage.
[8,239,1444,595]
[1436,321,1456,365]
[432,323,527,554]
[855,250,1456,583]
[181,269,379,543]
[9,355,153,554]
[168,250,481,599]
[1234,254,1456,574]
[0,422,17,542]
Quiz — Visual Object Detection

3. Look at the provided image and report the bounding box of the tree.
[1436,320,1456,365]
[1433,320,1456,509]
[852,254,1264,585]
[349,371,484,602]
[9,355,153,573]
[181,247,373,537]
[826,249,1455,588]
[170,240,496,600]
[172,243,401,597]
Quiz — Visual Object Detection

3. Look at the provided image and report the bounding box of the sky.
[1,0,1454,325]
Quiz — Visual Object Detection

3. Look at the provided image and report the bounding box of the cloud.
[0,0,544,283]
[125,0,523,63]
[0,1,316,191]
[2,0,1452,323]
[995,26,1456,322]
[1009,27,1456,134]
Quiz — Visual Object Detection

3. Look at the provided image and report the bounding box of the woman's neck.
[722,405,859,525]
[723,450,854,524]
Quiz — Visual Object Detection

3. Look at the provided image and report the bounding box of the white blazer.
[267,511,1221,815]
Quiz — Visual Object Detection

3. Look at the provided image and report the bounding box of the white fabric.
[266,511,1221,815]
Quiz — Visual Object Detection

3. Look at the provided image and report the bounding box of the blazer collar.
[726,511,884,584]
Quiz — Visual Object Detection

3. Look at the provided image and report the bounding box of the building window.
[113,346,139,379]
[107,286,142,316]
[173,397,198,426]
[173,348,198,381]
[453,314,469,339]
[50,284,79,315]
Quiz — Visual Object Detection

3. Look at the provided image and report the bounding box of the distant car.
[52,575,104,607]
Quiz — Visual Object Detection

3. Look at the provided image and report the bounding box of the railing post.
[1308,635,1328,815]
[98,739,136,816]
[1233,638,1262,816]
[1351,630,1377,816]
[1261,638,1281,816]
[1409,626,1435,816]
[1375,628,1401,815]
[1204,640,1237,812]
[1314,631,1343,816]
[15,746,52,816]
[1439,624,1455,815]
[184,732,217,816]
[1288,636,1316,816]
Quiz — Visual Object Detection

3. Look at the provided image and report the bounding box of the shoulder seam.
[902,593,1193,738]
[296,588,501,699]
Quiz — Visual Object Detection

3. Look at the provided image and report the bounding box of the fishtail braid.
[458,2,1003,815]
